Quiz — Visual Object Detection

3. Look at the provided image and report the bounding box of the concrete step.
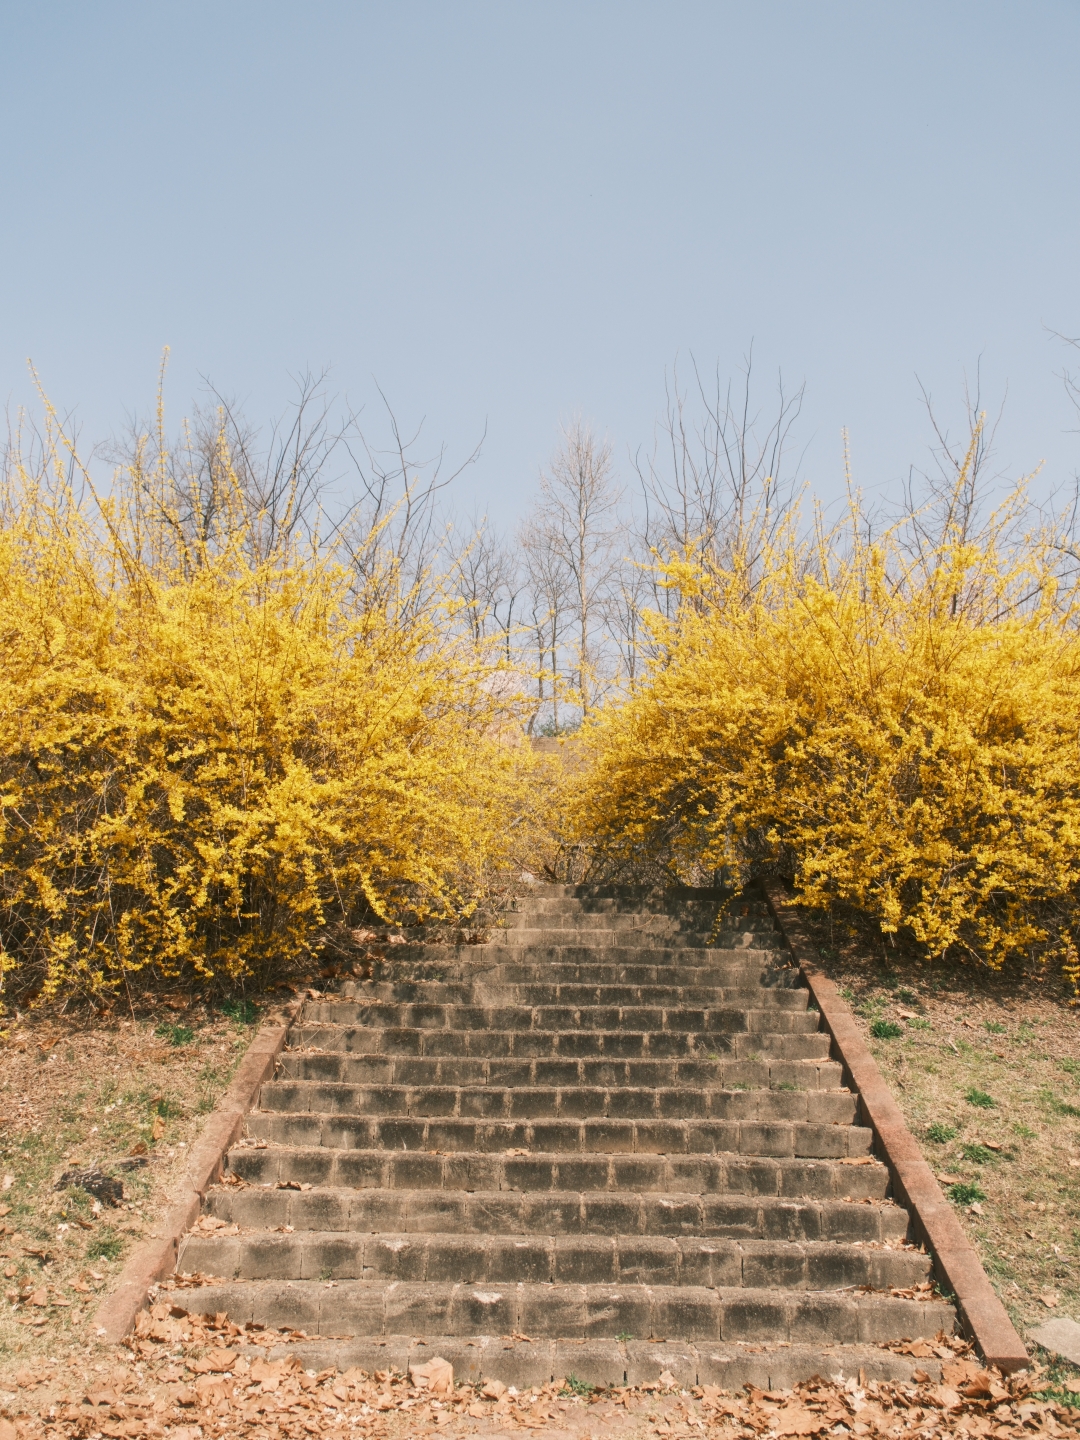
[337,981,808,1007]
[207,1187,910,1244]
[227,1146,886,1195]
[275,1053,845,1090]
[179,1228,930,1290]
[495,909,727,928]
[473,928,779,949]
[242,1334,944,1390]
[286,1024,835,1061]
[162,1278,955,1345]
[244,1112,873,1159]
[299,1001,822,1033]
[368,943,786,967]
[483,960,798,986]
[258,1080,857,1125]
[494,915,779,938]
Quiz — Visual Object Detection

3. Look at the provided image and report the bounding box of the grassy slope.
[0,1001,261,1364]
[798,904,1080,1397]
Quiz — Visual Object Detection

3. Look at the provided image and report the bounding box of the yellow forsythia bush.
[574,476,1080,985]
[0,415,535,1005]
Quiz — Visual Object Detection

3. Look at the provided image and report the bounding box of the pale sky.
[2,1,1079,523]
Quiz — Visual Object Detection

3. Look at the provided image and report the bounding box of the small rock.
[1029,1316,1080,1367]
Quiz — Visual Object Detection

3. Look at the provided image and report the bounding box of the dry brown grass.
[0,996,267,1366]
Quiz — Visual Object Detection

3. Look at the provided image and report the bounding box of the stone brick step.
[470,960,798,987]
[226,1147,891,1199]
[337,980,807,1008]
[244,1112,872,1160]
[286,1024,834,1061]
[503,890,770,912]
[250,1334,941,1391]
[275,1053,845,1091]
[496,913,777,936]
[162,1278,954,1345]
[473,928,777,949]
[342,958,798,989]
[299,1001,821,1034]
[369,943,784,967]
[207,1187,910,1244]
[496,915,739,933]
[258,1081,857,1125]
[179,1229,930,1291]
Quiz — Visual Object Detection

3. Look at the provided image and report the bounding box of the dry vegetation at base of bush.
[797,904,1080,1391]
[0,999,271,1363]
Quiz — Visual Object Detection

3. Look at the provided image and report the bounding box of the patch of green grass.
[961,1143,998,1164]
[925,1122,958,1143]
[561,1374,594,1396]
[1013,1122,1037,1139]
[774,1081,801,1091]
[1060,1058,1080,1077]
[87,1230,123,1261]
[154,1021,195,1047]
[151,1096,182,1118]
[983,1020,1006,1034]
[870,1019,904,1039]
[616,1331,633,1342]
[965,1087,996,1109]
[1039,1086,1080,1118]
[896,988,917,1004]
[220,998,259,1026]
[906,1016,931,1030]
[947,1181,986,1205]
[1032,1355,1080,1408]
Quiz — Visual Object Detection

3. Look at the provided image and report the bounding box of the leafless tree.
[105,367,485,617]
[447,516,524,660]
[530,420,623,716]
[518,512,572,732]
[634,351,805,616]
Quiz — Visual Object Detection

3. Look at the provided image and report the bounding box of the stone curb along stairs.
[103,884,1030,1388]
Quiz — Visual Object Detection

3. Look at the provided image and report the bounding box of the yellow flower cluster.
[0,414,537,1005]
[574,471,1080,987]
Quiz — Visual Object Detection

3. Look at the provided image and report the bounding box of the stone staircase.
[172,887,956,1389]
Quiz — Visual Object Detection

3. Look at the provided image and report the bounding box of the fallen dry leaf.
[410,1355,454,1397]
[1039,1290,1060,1307]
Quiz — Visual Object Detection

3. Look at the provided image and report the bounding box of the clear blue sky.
[2,1,1078,523]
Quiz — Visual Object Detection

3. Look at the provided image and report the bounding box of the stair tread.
[178,1227,930,1286]
[221,1334,945,1389]
[164,1277,955,1344]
